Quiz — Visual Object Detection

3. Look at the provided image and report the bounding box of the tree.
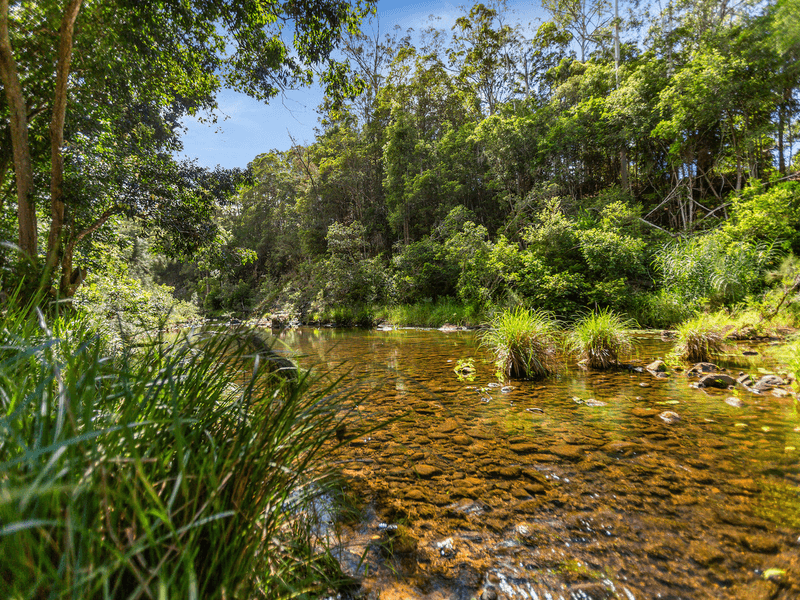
[542,0,613,62]
[449,1,521,115]
[0,0,372,299]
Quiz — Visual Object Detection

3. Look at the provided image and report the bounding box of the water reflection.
[272,328,800,600]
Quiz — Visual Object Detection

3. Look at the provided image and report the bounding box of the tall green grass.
[568,308,636,369]
[0,305,353,598]
[376,299,485,328]
[480,307,560,379]
[672,312,729,363]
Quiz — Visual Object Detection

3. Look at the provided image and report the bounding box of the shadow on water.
[273,327,800,600]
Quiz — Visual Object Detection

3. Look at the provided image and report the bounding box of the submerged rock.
[631,407,660,418]
[414,464,442,478]
[659,410,681,424]
[753,374,784,391]
[725,396,745,408]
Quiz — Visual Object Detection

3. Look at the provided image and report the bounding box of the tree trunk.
[0,0,37,259]
[45,0,84,285]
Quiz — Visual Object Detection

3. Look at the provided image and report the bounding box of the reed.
[568,308,636,369]
[480,307,560,379]
[0,302,352,599]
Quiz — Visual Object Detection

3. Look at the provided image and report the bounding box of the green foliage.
[0,307,356,598]
[375,299,484,328]
[654,232,777,307]
[70,0,799,326]
[672,312,729,363]
[391,238,458,303]
[724,183,800,252]
[480,307,560,380]
[627,289,700,329]
[322,221,390,307]
[568,308,636,369]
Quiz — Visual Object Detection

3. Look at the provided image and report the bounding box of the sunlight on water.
[273,328,800,600]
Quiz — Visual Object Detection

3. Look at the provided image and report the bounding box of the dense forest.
[163,0,800,328]
[2,0,800,329]
[2,2,800,598]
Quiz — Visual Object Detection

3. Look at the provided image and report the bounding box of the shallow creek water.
[274,327,800,600]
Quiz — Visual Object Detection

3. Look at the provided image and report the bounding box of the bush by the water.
[481,307,560,379]
[568,308,636,369]
[0,304,352,598]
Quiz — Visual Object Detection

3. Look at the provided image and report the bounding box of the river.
[273,327,800,600]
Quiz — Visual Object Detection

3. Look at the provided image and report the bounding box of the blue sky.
[180,0,546,170]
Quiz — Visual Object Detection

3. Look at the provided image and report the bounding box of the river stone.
[438,418,461,433]
[631,407,660,418]
[405,488,426,501]
[698,373,738,388]
[772,387,790,397]
[510,486,531,499]
[646,359,667,372]
[523,482,547,495]
[450,486,478,499]
[659,410,681,424]
[753,374,784,390]
[468,443,489,456]
[431,493,452,506]
[414,464,442,478]
[725,396,745,408]
[465,428,494,440]
[549,444,585,460]
[602,440,641,456]
[452,434,473,446]
[483,464,522,479]
[521,468,548,484]
[740,534,780,554]
[687,362,720,376]
[584,398,607,407]
[509,442,539,454]
[688,541,725,566]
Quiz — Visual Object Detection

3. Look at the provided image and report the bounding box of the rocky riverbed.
[278,328,800,600]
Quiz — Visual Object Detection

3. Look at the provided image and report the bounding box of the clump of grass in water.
[672,312,728,363]
[0,302,355,599]
[481,307,559,379]
[568,308,636,369]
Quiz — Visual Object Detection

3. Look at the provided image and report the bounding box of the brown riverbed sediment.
[277,328,800,600]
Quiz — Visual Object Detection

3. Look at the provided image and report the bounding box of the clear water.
[274,327,800,600]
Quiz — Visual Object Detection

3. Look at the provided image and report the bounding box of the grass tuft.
[672,312,728,363]
[0,302,354,598]
[480,307,560,379]
[568,308,636,369]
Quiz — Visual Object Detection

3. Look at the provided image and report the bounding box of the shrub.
[673,312,729,363]
[568,308,636,368]
[0,306,353,598]
[724,182,800,252]
[627,289,701,329]
[481,307,560,380]
[654,233,777,307]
